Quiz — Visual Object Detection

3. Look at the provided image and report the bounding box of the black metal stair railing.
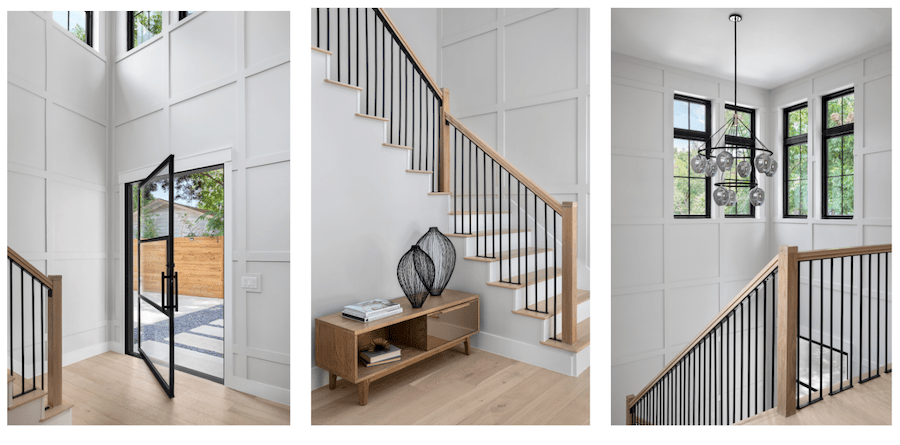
[447,121,563,341]
[631,268,779,425]
[8,253,50,400]
[312,8,443,193]
[795,251,891,411]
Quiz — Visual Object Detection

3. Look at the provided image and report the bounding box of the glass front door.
[137,155,177,397]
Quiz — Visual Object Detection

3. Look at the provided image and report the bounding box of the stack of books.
[359,344,402,367]
[341,299,402,323]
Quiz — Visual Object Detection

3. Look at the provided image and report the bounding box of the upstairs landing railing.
[8,247,64,410]
[626,244,892,425]
[312,8,581,345]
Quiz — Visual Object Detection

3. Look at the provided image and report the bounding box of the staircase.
[7,247,73,425]
[626,244,892,425]
[311,8,589,377]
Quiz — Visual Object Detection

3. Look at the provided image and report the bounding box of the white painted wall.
[384,8,438,77]
[8,11,112,367]
[610,53,772,425]
[107,11,291,404]
[438,8,591,288]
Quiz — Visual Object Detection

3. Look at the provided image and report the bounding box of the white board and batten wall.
[110,11,290,404]
[610,45,891,424]
[610,53,773,425]
[8,11,112,368]
[438,8,591,288]
[8,11,290,405]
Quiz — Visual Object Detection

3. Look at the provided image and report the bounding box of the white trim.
[223,161,235,391]
[470,331,580,376]
[63,341,114,367]
[117,147,233,184]
[227,375,289,406]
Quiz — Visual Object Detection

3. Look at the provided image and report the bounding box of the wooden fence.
[133,236,224,299]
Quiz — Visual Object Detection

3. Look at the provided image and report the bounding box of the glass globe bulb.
[766,159,778,177]
[755,153,771,174]
[713,186,729,206]
[690,155,707,174]
[705,158,718,178]
[749,187,765,206]
[736,160,751,178]
[716,151,734,172]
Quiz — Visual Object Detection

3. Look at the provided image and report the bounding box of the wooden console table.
[315,289,480,405]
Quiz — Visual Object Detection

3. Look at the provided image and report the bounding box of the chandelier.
[691,13,775,208]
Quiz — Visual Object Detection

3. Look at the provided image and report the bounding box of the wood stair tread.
[486,267,562,289]
[428,192,452,195]
[540,318,590,353]
[406,169,433,174]
[383,143,413,150]
[464,247,551,263]
[8,388,47,411]
[512,288,590,320]
[40,400,75,422]
[448,210,509,215]
[324,79,363,91]
[446,228,530,238]
[355,113,389,122]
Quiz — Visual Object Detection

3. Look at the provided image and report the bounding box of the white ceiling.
[611,8,891,90]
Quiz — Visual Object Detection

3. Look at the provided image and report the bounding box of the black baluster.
[755,288,759,415]
[830,258,835,393]
[365,9,368,113]
[819,259,823,398]
[886,253,891,374]
[347,9,350,84]
[355,8,358,87]
[544,202,548,315]
[469,140,472,236]
[31,275,35,390]
[763,278,767,408]
[40,283,44,390]
[337,9,340,81]
[21,267,24,390]
[508,171,512,282]
[327,8,330,52]
[876,253,880,376]
[454,129,458,231]
[316,8,320,48]
[381,20,385,119]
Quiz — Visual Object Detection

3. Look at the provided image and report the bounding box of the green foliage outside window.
[673,139,707,216]
[133,11,163,48]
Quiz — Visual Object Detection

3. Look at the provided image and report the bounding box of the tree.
[139,169,225,239]
[133,11,163,46]
[132,186,159,239]
[72,23,86,43]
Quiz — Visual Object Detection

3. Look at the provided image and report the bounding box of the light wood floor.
[311,345,589,425]
[738,367,891,425]
[62,351,289,425]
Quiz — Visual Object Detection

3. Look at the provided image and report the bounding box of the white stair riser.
[512,276,564,309]
[485,253,554,282]
[40,407,73,425]
[541,298,590,340]
[450,213,509,232]
[459,231,532,256]
[7,395,43,425]
[451,197,511,212]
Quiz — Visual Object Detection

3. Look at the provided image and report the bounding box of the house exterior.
[134,199,216,238]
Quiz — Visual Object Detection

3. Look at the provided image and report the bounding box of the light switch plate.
[242,273,262,293]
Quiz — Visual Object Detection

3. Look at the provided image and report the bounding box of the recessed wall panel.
[864,50,891,76]
[8,12,46,91]
[7,172,46,253]
[612,224,663,289]
[245,11,290,68]
[48,104,106,186]
[505,99,577,186]
[505,9,577,101]
[773,222,812,252]
[54,259,106,335]
[442,31,497,111]
[247,357,289,389]
[611,290,664,359]
[442,8,496,38]
[813,224,857,250]
[611,59,663,86]
[611,84,663,152]
[48,27,106,120]
[7,83,46,170]
[51,183,105,253]
[665,283,719,346]
[864,76,891,150]
[171,11,237,96]
[115,39,167,121]
[611,155,662,218]
[115,110,166,173]
[246,261,290,355]
[666,224,718,282]
[863,225,891,245]
[864,151,891,219]
[458,112,497,150]
[246,162,290,252]
[611,355,664,425]
[246,63,290,159]
[721,223,767,278]
[170,83,236,158]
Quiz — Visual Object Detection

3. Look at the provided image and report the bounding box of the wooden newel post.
[439,87,451,193]
[776,246,798,418]
[625,394,635,425]
[561,201,577,345]
[48,275,63,409]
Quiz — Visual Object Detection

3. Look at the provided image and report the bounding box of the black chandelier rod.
[733,13,737,109]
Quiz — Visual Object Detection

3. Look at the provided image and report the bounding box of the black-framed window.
[724,104,756,217]
[673,95,711,218]
[783,103,809,218]
[178,11,195,21]
[822,88,854,218]
[53,11,93,46]
[127,11,162,50]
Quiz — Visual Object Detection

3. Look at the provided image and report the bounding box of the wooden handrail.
[627,254,779,409]
[796,243,891,261]
[375,8,443,102]
[7,247,52,288]
[445,112,564,214]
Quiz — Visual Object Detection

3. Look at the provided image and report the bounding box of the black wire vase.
[416,227,456,296]
[397,245,435,308]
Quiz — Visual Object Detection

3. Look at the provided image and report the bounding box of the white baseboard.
[226,375,290,406]
[472,332,580,376]
[63,341,114,367]
[311,365,330,391]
